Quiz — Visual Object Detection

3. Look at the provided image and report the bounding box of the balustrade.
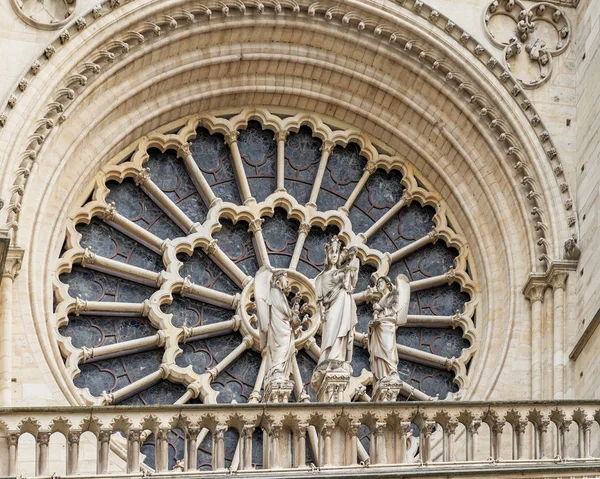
[0,401,599,476]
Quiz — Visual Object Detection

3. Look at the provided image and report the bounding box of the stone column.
[36,431,50,476]
[582,419,593,458]
[524,284,545,399]
[559,419,571,459]
[67,431,81,475]
[127,429,141,473]
[307,140,334,207]
[0,248,23,406]
[515,419,528,460]
[275,130,288,192]
[7,433,19,476]
[241,425,254,470]
[345,421,360,466]
[321,421,335,467]
[444,419,459,462]
[542,287,554,399]
[537,417,550,459]
[420,421,435,463]
[466,419,480,461]
[97,430,111,474]
[214,424,227,470]
[155,427,170,472]
[225,131,253,203]
[373,421,387,464]
[396,421,412,463]
[492,419,505,460]
[551,272,568,399]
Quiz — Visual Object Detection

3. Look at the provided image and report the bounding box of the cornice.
[523,259,578,301]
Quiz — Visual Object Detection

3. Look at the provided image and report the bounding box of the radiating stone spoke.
[183,318,238,342]
[289,222,311,270]
[206,335,253,382]
[225,131,253,203]
[205,241,251,288]
[102,368,165,405]
[354,332,453,371]
[102,206,164,254]
[80,333,162,364]
[136,170,197,233]
[340,162,375,214]
[307,140,334,206]
[178,145,218,207]
[180,277,238,309]
[72,298,148,317]
[360,191,412,241]
[388,229,438,263]
[275,130,288,192]
[248,355,267,403]
[247,219,270,267]
[407,314,456,327]
[409,269,455,292]
[80,247,160,287]
[291,356,310,402]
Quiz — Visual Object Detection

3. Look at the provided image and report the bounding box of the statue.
[254,267,295,402]
[311,236,359,401]
[368,275,411,401]
[315,236,358,366]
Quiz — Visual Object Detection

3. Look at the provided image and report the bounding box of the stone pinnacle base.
[263,379,294,403]
[372,377,402,402]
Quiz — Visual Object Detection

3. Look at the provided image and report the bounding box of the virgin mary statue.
[254,267,295,385]
[315,236,358,367]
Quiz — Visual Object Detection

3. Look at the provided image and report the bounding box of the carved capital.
[3,247,24,280]
[492,419,506,434]
[134,168,151,186]
[320,140,335,154]
[129,429,142,442]
[215,424,227,439]
[101,201,117,221]
[428,227,439,244]
[445,418,459,435]
[37,431,50,446]
[401,190,413,206]
[298,222,311,235]
[248,218,264,233]
[224,130,239,145]
[7,433,20,446]
[524,284,545,303]
[550,271,568,290]
[445,267,456,285]
[203,239,218,255]
[177,142,192,159]
[514,418,529,434]
[275,130,289,142]
[364,161,378,175]
[81,247,96,267]
[242,424,255,438]
[68,431,82,444]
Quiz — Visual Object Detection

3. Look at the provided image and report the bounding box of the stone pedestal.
[311,360,351,402]
[317,370,350,402]
[263,379,294,403]
[372,377,402,402]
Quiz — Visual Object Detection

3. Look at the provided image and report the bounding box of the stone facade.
[0,0,598,476]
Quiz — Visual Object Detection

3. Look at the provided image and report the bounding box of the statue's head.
[271,270,289,290]
[324,235,342,267]
[376,276,393,294]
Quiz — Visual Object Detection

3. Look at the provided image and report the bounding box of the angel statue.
[253,267,295,399]
[368,275,410,384]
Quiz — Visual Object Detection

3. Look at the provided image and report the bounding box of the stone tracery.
[54,108,478,409]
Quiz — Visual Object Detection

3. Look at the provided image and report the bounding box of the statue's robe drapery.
[368,275,410,381]
[315,267,358,364]
[255,268,294,382]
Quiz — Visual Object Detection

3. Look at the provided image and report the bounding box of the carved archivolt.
[0,0,578,275]
[53,108,479,406]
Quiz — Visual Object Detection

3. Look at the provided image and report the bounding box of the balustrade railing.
[1,401,600,476]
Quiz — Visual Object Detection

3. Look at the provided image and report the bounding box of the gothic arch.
[0,0,577,405]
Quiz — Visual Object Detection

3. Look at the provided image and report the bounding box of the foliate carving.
[224,130,239,145]
[44,46,56,59]
[68,431,82,444]
[524,284,545,303]
[248,218,264,233]
[37,431,51,446]
[320,139,335,154]
[76,17,87,31]
[134,168,150,186]
[177,142,192,159]
[60,29,71,44]
[31,61,41,75]
[92,5,103,19]
[101,201,117,221]
[460,32,470,45]
[8,95,17,108]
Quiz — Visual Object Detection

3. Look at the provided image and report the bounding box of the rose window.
[54,108,478,467]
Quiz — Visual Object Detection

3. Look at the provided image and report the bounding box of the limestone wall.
[570,0,600,399]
